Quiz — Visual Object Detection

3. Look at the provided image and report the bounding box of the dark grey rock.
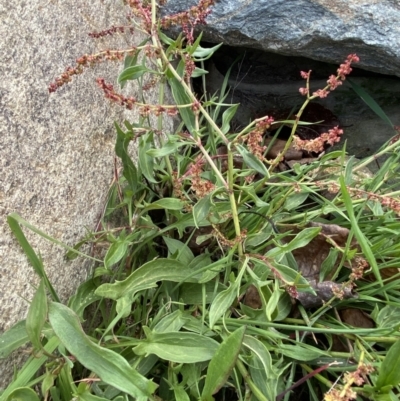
[204,46,400,162]
[163,0,400,77]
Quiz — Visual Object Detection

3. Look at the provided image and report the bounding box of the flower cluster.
[213,226,247,249]
[161,0,215,43]
[95,77,179,117]
[324,363,373,401]
[299,54,360,98]
[245,116,274,160]
[183,53,196,81]
[96,78,137,109]
[173,156,215,200]
[124,0,152,33]
[188,158,215,198]
[88,25,135,38]
[316,180,400,216]
[349,256,369,281]
[293,126,343,153]
[48,49,135,93]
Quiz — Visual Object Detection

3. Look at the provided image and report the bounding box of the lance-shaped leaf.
[26,279,47,351]
[202,326,246,399]
[115,122,138,193]
[49,302,157,398]
[95,258,204,303]
[376,339,400,392]
[133,328,219,363]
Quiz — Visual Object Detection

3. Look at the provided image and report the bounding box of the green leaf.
[376,305,400,329]
[104,238,129,269]
[209,282,237,329]
[179,282,224,305]
[0,320,28,358]
[7,212,100,265]
[202,326,246,398]
[68,279,102,320]
[173,386,190,401]
[74,387,111,401]
[146,140,188,157]
[284,192,309,211]
[275,263,311,287]
[133,329,219,363]
[158,30,175,46]
[243,336,275,377]
[191,67,208,78]
[376,339,400,391]
[153,310,190,333]
[5,387,41,401]
[221,104,239,134]
[143,198,186,211]
[192,43,223,61]
[193,195,212,228]
[95,259,204,314]
[124,52,139,70]
[265,283,282,321]
[120,51,140,89]
[26,279,47,351]
[167,65,196,133]
[115,122,138,193]
[279,343,329,361]
[243,336,280,400]
[48,303,157,398]
[251,257,311,288]
[138,132,157,184]
[348,78,394,127]
[117,65,149,85]
[7,214,59,302]
[319,248,339,282]
[266,227,321,258]
[236,144,269,177]
[163,237,194,265]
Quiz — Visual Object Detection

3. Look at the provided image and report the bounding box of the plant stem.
[155,36,229,146]
[236,359,271,401]
[353,138,400,171]
[227,147,243,256]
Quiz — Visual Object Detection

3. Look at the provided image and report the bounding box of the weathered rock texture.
[0,0,173,387]
[206,47,400,162]
[164,0,400,77]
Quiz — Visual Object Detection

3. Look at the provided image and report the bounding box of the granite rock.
[0,0,173,387]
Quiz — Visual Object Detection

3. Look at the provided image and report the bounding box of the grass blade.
[348,78,394,127]
[7,213,60,302]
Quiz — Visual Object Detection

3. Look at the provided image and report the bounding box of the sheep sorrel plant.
[3,1,400,400]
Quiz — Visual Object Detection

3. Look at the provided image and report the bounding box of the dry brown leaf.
[281,222,357,281]
[340,308,374,328]
[243,285,262,309]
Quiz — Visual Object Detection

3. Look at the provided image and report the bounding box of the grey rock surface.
[0,0,173,388]
[206,49,400,162]
[163,0,400,77]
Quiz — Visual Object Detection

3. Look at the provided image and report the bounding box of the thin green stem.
[227,147,243,256]
[155,35,229,145]
[353,138,400,171]
[197,142,228,189]
[236,359,271,401]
